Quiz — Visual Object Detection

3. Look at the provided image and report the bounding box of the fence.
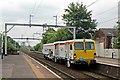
[96,42,120,59]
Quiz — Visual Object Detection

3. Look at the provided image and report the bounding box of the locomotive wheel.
[66,60,71,68]
[54,58,57,63]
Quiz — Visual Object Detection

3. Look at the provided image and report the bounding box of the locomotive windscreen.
[74,42,84,50]
[85,42,94,50]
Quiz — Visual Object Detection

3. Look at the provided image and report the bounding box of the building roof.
[99,28,117,37]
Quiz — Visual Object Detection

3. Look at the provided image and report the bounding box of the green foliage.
[8,36,20,51]
[117,22,120,48]
[113,22,120,49]
[34,43,41,52]
[117,37,120,48]
[20,46,30,52]
[41,28,57,44]
[62,2,97,39]
[34,28,72,48]
[117,22,120,34]
[37,2,97,46]
[55,28,73,41]
[2,36,20,54]
[30,48,34,51]
[7,42,16,52]
[113,37,120,48]
[41,28,73,44]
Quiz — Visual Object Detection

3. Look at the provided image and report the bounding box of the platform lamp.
[1,32,4,59]
[29,14,34,28]
[53,15,57,27]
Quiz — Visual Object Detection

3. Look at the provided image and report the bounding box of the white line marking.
[97,61,120,67]
[24,53,62,79]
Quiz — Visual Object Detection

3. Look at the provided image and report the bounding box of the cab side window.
[70,44,72,50]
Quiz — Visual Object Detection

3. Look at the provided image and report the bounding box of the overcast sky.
[0,0,119,46]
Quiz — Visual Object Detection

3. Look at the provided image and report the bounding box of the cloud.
[86,0,119,28]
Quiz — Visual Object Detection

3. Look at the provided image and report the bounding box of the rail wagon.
[42,39,96,67]
[42,43,55,59]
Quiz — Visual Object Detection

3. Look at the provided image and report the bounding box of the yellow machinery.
[43,39,96,67]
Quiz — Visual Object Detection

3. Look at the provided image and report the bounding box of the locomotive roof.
[54,39,94,44]
[67,39,94,42]
[43,43,55,46]
[57,39,93,42]
[43,39,94,45]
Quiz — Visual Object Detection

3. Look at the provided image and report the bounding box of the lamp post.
[1,32,4,59]
[53,15,57,27]
[0,33,1,52]
[29,14,34,27]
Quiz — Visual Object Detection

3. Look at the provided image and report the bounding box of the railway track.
[24,51,117,80]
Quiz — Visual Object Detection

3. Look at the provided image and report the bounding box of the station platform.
[2,52,119,79]
[2,52,61,79]
[95,57,120,67]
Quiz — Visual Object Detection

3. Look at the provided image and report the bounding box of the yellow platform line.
[23,55,45,79]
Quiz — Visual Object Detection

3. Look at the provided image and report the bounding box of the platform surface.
[95,57,120,67]
[2,52,119,79]
[2,52,60,79]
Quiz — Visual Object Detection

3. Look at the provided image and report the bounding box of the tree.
[115,22,120,48]
[41,28,73,44]
[41,28,57,44]
[113,37,120,48]
[62,2,97,39]
[55,28,73,41]
[117,22,120,35]
[34,43,42,52]
[113,22,120,49]
[3,36,20,54]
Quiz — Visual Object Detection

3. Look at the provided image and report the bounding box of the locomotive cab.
[72,39,96,65]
